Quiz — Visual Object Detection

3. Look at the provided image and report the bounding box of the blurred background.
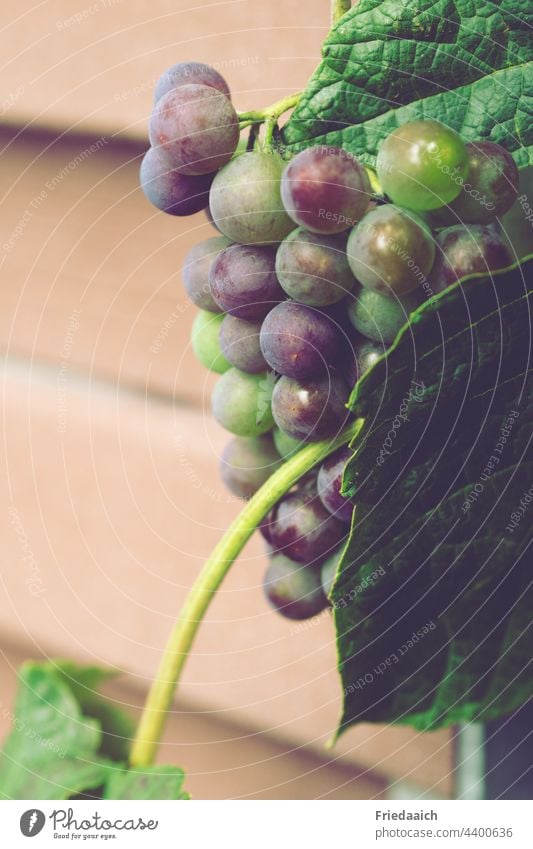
[0,0,454,799]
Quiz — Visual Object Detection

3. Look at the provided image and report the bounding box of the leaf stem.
[332,0,351,24]
[129,418,364,768]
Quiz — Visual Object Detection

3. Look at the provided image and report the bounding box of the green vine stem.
[130,418,364,768]
[332,0,351,24]
[238,92,302,151]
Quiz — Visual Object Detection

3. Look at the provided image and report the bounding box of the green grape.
[377,120,469,211]
[272,428,305,459]
[346,287,422,344]
[209,151,294,245]
[212,368,275,436]
[191,310,230,374]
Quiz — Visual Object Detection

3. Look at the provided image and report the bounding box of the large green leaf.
[0,662,190,800]
[282,0,533,167]
[331,256,533,734]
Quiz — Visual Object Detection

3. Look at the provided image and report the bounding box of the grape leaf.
[104,766,190,800]
[331,256,533,734]
[282,0,533,168]
[0,662,190,800]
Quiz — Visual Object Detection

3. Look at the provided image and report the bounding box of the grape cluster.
[141,64,520,621]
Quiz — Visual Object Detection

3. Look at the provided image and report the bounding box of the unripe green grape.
[272,428,305,459]
[377,119,469,211]
[346,287,422,344]
[211,368,275,436]
[209,151,294,245]
[191,310,230,373]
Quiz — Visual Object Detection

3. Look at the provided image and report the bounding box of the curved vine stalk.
[130,418,364,768]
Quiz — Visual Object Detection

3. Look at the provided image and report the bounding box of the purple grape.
[317,446,354,523]
[430,224,514,292]
[219,315,267,373]
[263,472,348,564]
[154,61,231,104]
[182,236,231,312]
[149,84,239,175]
[260,301,339,379]
[271,369,350,442]
[280,146,370,234]
[275,228,356,306]
[263,553,328,620]
[140,147,214,216]
[220,435,281,500]
[209,244,285,320]
[448,141,520,224]
[346,205,435,297]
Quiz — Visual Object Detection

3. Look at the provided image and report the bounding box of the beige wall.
[0,0,454,799]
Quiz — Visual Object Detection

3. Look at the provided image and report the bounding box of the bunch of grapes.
[141,62,519,622]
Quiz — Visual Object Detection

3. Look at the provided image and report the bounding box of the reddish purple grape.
[220,435,281,500]
[209,244,285,320]
[219,315,267,373]
[182,236,231,312]
[149,84,239,175]
[140,147,213,216]
[263,472,348,564]
[346,205,435,297]
[263,553,328,620]
[430,224,514,292]
[275,228,356,306]
[154,61,231,104]
[260,301,339,379]
[317,446,354,523]
[271,369,350,442]
[448,141,520,224]
[280,146,370,234]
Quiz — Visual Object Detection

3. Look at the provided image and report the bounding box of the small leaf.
[0,663,118,799]
[104,765,190,800]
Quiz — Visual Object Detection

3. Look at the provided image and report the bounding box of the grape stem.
[332,0,351,24]
[129,417,364,768]
[238,92,302,151]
